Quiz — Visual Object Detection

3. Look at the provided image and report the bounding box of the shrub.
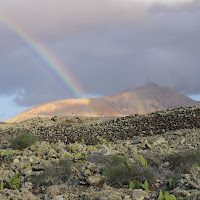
[167,150,200,174]
[102,155,155,187]
[140,152,161,167]
[86,154,113,165]
[10,133,38,150]
[32,160,72,187]
[109,155,128,166]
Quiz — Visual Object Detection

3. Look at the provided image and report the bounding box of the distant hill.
[6,83,200,123]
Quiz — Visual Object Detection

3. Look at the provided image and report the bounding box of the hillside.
[0,106,200,199]
[6,83,200,123]
[1,106,200,144]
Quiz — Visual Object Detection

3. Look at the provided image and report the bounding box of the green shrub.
[103,155,155,187]
[167,150,200,174]
[86,154,114,165]
[140,153,161,167]
[10,133,38,150]
[32,160,72,187]
[109,155,128,166]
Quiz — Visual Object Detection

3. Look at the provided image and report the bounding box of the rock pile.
[1,106,200,145]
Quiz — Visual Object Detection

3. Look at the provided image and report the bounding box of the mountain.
[6,83,200,123]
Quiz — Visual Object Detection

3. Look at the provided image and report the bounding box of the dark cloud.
[0,0,200,107]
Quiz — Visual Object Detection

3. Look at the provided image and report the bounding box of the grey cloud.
[0,47,77,106]
[0,0,199,38]
[0,0,200,107]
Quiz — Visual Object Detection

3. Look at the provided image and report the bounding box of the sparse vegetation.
[86,154,113,165]
[167,150,200,174]
[102,155,155,187]
[32,159,72,187]
[10,133,38,150]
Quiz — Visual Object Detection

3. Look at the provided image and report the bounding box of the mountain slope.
[6,83,200,123]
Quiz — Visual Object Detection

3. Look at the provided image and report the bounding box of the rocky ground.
[0,107,200,200]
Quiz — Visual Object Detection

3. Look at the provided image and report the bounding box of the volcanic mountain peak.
[6,84,200,123]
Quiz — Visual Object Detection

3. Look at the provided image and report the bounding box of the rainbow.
[0,9,84,99]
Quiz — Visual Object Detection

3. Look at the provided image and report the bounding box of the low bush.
[102,155,155,187]
[10,133,38,150]
[141,153,161,167]
[32,160,72,187]
[167,150,200,174]
[86,154,127,167]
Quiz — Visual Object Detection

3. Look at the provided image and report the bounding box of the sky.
[0,0,200,121]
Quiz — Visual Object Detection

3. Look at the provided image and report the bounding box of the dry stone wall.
[1,106,200,144]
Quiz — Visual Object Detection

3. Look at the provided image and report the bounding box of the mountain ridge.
[6,83,200,123]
